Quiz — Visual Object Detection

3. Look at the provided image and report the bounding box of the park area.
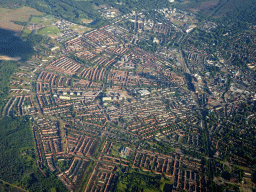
[116,170,173,192]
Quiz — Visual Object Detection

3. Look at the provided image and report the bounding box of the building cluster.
[50,19,79,42]
[46,57,81,76]
[4,7,256,192]
[125,7,197,34]
[2,95,37,117]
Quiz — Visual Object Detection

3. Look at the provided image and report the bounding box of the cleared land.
[0,56,21,61]
[0,6,43,33]
[81,18,94,24]
[72,25,92,34]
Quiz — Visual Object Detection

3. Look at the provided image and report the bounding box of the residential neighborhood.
[1,2,256,192]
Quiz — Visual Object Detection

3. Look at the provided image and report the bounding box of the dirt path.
[0,179,28,192]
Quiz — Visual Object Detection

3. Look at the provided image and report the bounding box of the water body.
[0,28,33,58]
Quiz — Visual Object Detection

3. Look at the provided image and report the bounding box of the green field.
[44,15,55,20]
[21,28,32,37]
[116,170,173,192]
[30,16,43,23]
[172,20,184,26]
[110,143,122,157]
[37,26,59,35]
[43,19,58,25]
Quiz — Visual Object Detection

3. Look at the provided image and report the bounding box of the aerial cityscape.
[0,0,255,191]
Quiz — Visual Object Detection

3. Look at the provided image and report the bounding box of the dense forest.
[94,0,171,14]
[0,116,68,191]
[0,0,24,8]
[0,60,17,113]
[173,0,256,25]
[26,0,99,24]
[215,0,256,24]
[0,116,35,183]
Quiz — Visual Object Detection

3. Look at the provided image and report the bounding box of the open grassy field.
[30,16,43,23]
[37,26,59,35]
[110,143,122,157]
[171,20,184,26]
[0,6,43,34]
[81,18,94,24]
[42,16,58,25]
[72,25,93,34]
[21,28,32,37]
